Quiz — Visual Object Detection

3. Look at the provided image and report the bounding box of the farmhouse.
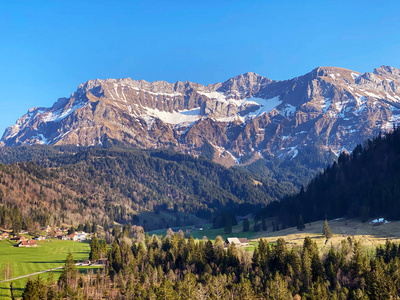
[76,231,88,241]
[225,237,250,247]
[11,236,28,242]
[68,234,78,241]
[42,225,52,233]
[0,232,9,240]
[16,240,37,247]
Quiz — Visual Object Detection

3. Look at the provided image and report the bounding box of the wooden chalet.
[16,240,37,247]
[11,236,28,242]
[225,237,250,247]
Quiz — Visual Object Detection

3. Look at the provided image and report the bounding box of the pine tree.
[58,252,77,293]
[89,235,100,261]
[22,278,38,300]
[47,271,56,300]
[224,214,232,234]
[297,215,305,231]
[266,272,292,300]
[109,240,122,274]
[100,239,108,258]
[157,279,178,300]
[180,272,197,300]
[243,218,250,232]
[322,219,333,239]
[262,218,267,231]
[236,277,255,299]
[35,276,47,299]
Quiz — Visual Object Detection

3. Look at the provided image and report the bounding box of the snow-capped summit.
[2,66,400,166]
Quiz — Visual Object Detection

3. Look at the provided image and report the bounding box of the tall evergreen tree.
[243,218,250,232]
[297,215,305,231]
[322,219,333,239]
[57,252,77,295]
[89,235,101,261]
[22,278,38,300]
[224,215,232,234]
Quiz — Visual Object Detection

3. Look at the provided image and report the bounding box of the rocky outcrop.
[2,66,400,166]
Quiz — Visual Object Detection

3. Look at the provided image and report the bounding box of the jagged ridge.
[2,65,400,168]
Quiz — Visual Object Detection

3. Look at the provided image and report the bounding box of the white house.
[76,231,88,242]
[225,237,250,247]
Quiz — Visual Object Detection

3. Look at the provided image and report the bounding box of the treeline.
[21,234,400,299]
[258,127,400,227]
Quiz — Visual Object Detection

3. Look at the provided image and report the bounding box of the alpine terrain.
[2,65,400,168]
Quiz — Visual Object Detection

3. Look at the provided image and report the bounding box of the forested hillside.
[0,143,334,195]
[258,127,400,227]
[0,147,292,232]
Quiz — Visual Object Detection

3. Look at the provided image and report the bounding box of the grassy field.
[135,210,207,231]
[149,218,400,252]
[148,220,259,241]
[252,218,400,251]
[0,239,91,299]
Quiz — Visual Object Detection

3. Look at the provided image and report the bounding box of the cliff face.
[2,66,400,166]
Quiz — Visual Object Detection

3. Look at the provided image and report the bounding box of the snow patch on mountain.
[144,107,202,125]
[247,97,281,116]
[42,100,86,123]
[322,98,332,113]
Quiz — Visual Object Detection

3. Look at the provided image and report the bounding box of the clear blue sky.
[1,1,400,136]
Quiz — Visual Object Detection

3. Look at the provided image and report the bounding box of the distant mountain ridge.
[2,65,400,167]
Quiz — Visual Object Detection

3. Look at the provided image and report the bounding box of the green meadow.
[148,221,258,241]
[0,239,92,299]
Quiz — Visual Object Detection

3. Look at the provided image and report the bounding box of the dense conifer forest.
[20,232,400,299]
[257,128,400,228]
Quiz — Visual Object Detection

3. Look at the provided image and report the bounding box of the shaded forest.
[258,127,400,227]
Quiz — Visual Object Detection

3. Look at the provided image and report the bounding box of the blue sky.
[1,1,400,135]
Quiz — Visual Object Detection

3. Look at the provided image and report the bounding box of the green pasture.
[0,239,92,299]
[148,221,258,241]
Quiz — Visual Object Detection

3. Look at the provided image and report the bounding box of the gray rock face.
[2,65,400,166]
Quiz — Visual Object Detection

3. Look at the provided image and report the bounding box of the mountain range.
[2,65,400,169]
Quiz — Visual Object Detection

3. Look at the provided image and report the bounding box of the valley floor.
[253,218,400,251]
[150,218,400,251]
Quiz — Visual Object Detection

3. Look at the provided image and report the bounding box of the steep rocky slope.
[2,66,400,167]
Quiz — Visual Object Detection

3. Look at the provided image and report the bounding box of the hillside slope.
[0,148,289,232]
[258,128,400,227]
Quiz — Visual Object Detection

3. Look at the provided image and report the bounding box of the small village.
[0,225,93,247]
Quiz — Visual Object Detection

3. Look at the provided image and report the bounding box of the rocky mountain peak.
[308,66,356,81]
[2,66,400,168]
[213,72,272,98]
[374,65,400,82]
